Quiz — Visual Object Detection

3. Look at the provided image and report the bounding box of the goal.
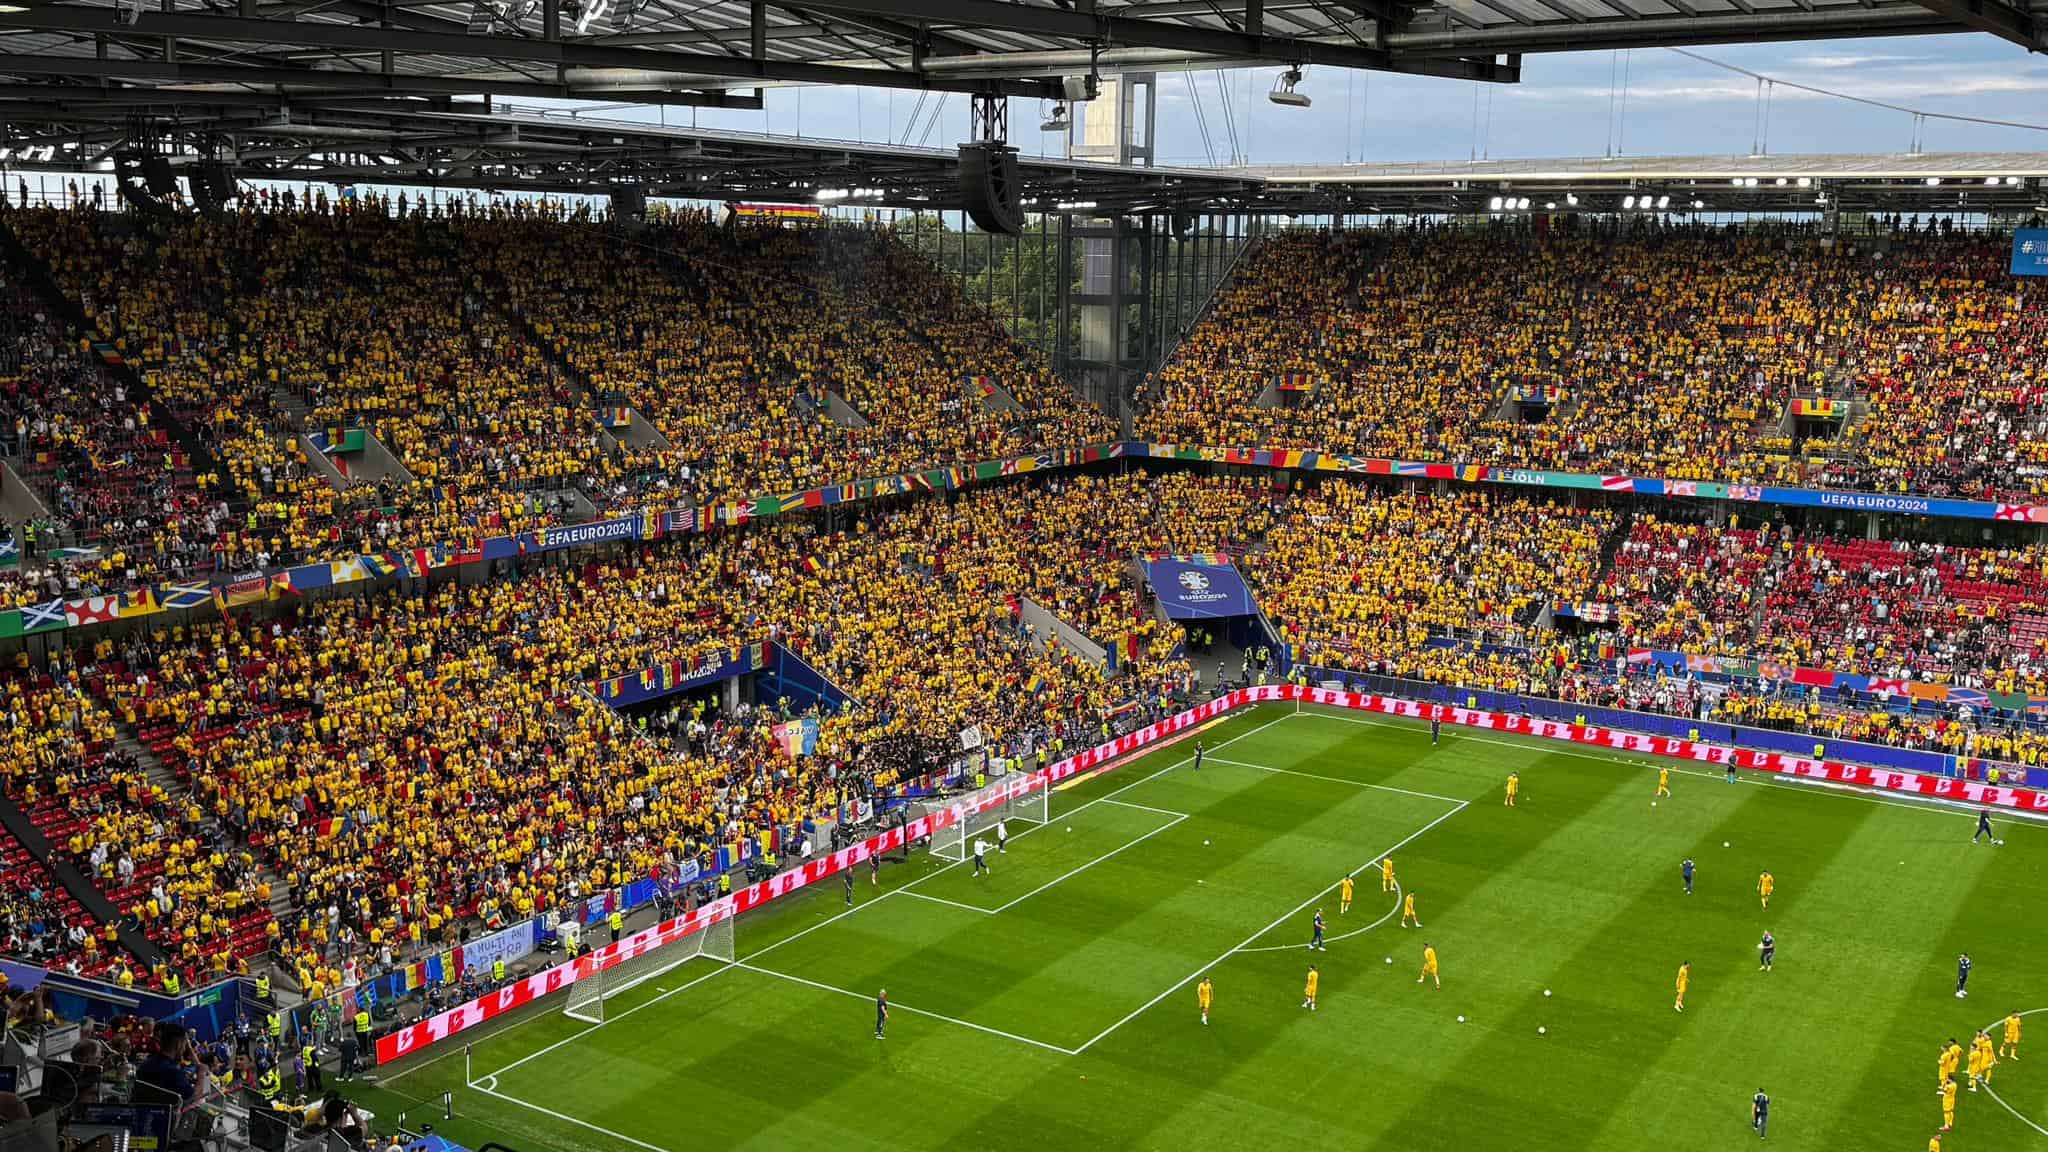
[924,775,1050,863]
[562,914,735,1024]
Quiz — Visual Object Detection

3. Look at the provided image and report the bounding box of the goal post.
[920,774,1050,863]
[562,913,734,1024]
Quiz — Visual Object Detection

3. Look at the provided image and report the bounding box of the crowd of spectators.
[1142,219,2048,500]
[1,470,1246,992]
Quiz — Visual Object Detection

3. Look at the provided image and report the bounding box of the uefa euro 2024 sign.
[1179,570,1211,593]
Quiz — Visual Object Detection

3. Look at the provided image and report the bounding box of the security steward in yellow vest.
[608,908,624,944]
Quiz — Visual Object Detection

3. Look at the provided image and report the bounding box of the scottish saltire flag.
[159,582,212,610]
[0,539,17,567]
[21,599,66,633]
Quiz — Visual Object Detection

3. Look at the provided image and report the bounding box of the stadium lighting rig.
[1269,68,1311,109]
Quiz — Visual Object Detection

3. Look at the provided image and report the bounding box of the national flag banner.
[119,587,160,618]
[801,556,821,576]
[214,576,269,611]
[1624,647,1654,665]
[600,677,623,702]
[658,662,677,691]
[358,553,396,579]
[403,963,424,992]
[1024,673,1043,695]
[329,557,369,585]
[1599,475,1635,492]
[639,668,656,690]
[449,540,486,566]
[269,571,299,600]
[22,599,67,633]
[1669,480,1698,497]
[0,539,17,568]
[640,512,666,541]
[160,582,213,611]
[65,597,122,627]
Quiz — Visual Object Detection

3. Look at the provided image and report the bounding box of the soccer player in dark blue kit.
[875,989,889,1038]
[1309,909,1326,951]
[1751,1089,1770,1139]
[1431,710,1441,745]
[1193,740,1204,770]
[1974,809,1996,844]
[1758,930,1775,972]
[1957,953,1973,999]
[1682,857,1695,895]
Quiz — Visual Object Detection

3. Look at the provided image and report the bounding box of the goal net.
[923,775,1050,863]
[562,914,734,1024]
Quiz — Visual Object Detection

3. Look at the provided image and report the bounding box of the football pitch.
[360,703,2048,1151]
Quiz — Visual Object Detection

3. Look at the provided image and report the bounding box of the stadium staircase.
[0,216,241,505]
[0,784,166,970]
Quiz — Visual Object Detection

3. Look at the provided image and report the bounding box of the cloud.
[1785,53,1915,69]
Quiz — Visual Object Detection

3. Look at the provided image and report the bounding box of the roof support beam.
[0,55,765,106]
[766,0,1513,76]
[0,8,1067,96]
[1905,0,2041,47]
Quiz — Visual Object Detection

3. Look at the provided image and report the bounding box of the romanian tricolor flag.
[801,556,822,575]
[1024,674,1043,695]
[119,587,161,618]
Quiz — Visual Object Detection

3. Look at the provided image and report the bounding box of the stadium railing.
[374,681,2048,1066]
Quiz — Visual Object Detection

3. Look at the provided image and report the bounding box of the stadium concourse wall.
[373,682,2048,1066]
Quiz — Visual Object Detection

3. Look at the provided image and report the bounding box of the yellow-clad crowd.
[1243,484,1615,668]
[1142,222,2048,500]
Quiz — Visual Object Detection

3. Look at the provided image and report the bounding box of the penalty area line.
[1235,880,1405,954]
[732,961,1079,1056]
[1069,798,1469,1055]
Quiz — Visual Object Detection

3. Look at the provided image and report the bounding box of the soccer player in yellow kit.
[2004,1011,2023,1059]
[1973,1032,1997,1090]
[1401,891,1420,928]
[1758,871,1774,910]
[1675,961,1691,1012]
[1967,1036,1986,1092]
[1928,1134,1942,1152]
[1381,856,1396,892]
[1302,967,1319,1011]
[1940,1077,1957,1131]
[1340,875,1355,914]
[1197,976,1213,1025]
[1418,944,1440,988]
[1505,772,1519,807]
[1656,768,1671,798]
[1941,1038,1963,1087]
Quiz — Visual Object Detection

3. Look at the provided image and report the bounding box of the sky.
[564,33,2048,167]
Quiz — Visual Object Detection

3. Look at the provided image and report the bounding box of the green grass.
[358,703,2048,1152]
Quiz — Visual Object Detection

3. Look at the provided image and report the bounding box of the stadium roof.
[0,0,2040,135]
[1248,150,2048,214]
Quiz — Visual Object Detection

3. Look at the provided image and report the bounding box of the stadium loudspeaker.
[1171,211,1195,237]
[610,185,646,220]
[959,142,1024,236]
[141,155,177,198]
[189,163,236,212]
